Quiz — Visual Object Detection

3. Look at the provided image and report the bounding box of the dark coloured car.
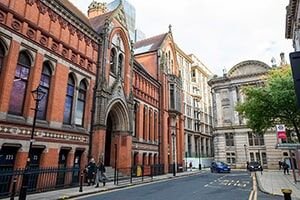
[247,161,262,172]
[210,161,231,173]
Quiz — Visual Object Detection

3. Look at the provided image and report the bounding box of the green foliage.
[236,66,300,142]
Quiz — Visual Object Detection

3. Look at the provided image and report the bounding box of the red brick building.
[0,0,185,178]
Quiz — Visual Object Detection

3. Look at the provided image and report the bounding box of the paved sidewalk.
[256,170,300,200]
[6,169,203,200]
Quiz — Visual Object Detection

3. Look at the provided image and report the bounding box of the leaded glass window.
[8,52,31,115]
[75,80,87,126]
[63,75,75,124]
[37,62,52,120]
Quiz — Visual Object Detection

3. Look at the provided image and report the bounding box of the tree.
[236,66,300,143]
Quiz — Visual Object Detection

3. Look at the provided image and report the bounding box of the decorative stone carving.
[71,54,77,62]
[11,20,21,31]
[62,48,68,58]
[58,17,68,29]
[79,58,85,66]
[92,42,98,50]
[68,24,76,35]
[26,28,35,39]
[48,9,58,22]
[51,42,58,52]
[37,1,47,15]
[25,0,36,6]
[84,36,91,45]
[40,35,48,46]
[76,30,83,40]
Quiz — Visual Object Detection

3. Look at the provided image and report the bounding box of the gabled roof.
[57,0,92,27]
[89,10,115,33]
[134,33,168,55]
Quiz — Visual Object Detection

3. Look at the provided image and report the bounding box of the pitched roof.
[89,10,115,33]
[57,0,91,27]
[134,33,168,55]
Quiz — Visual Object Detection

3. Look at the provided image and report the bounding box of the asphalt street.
[77,171,281,200]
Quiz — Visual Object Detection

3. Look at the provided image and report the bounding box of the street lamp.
[198,138,201,170]
[19,86,45,200]
[171,131,176,176]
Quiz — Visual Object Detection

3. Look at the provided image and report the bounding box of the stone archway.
[104,100,132,168]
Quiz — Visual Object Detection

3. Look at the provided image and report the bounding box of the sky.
[69,0,294,76]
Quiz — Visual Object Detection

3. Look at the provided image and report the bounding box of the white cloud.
[69,0,294,75]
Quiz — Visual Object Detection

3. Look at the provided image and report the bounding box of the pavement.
[5,169,203,200]
[256,170,300,200]
[6,168,300,200]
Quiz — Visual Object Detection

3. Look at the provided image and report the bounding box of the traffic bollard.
[281,189,292,200]
[79,172,83,192]
[10,177,17,200]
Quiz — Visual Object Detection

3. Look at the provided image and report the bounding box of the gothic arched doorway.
[104,100,131,168]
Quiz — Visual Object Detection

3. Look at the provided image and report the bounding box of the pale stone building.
[208,60,284,169]
[176,47,214,168]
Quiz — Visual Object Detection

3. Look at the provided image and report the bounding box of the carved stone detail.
[58,17,68,29]
[48,9,58,22]
[37,1,47,15]
[71,54,77,62]
[11,20,21,31]
[62,48,68,58]
[84,36,91,45]
[76,30,83,40]
[51,42,58,52]
[26,28,35,39]
[79,59,85,66]
[92,42,98,50]
[40,35,48,46]
[25,0,36,6]
[68,24,76,35]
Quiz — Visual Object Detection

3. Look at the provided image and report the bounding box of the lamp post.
[244,144,248,161]
[171,131,176,176]
[19,86,45,200]
[198,138,201,170]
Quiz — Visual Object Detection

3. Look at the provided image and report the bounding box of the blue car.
[210,161,231,173]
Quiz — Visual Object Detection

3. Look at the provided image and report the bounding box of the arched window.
[0,42,5,73]
[118,54,123,77]
[37,62,52,120]
[75,80,87,126]
[110,48,116,75]
[63,75,75,124]
[8,51,31,115]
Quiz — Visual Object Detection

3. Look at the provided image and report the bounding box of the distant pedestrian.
[283,161,290,175]
[189,161,193,171]
[278,161,282,170]
[260,165,263,175]
[95,161,107,187]
[87,158,97,185]
[246,161,249,171]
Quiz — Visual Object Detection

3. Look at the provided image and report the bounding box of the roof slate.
[134,33,168,54]
[57,0,92,27]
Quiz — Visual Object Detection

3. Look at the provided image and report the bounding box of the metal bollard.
[10,177,17,200]
[281,189,292,200]
[79,172,83,192]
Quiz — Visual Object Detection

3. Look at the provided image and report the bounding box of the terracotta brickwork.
[0,0,98,172]
[0,0,185,179]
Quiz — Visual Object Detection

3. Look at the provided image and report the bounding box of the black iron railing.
[0,167,80,199]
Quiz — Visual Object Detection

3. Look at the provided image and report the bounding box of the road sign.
[276,124,287,139]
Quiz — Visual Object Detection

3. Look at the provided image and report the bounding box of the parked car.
[247,161,263,172]
[210,161,231,173]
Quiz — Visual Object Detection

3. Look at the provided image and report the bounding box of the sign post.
[276,124,287,140]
